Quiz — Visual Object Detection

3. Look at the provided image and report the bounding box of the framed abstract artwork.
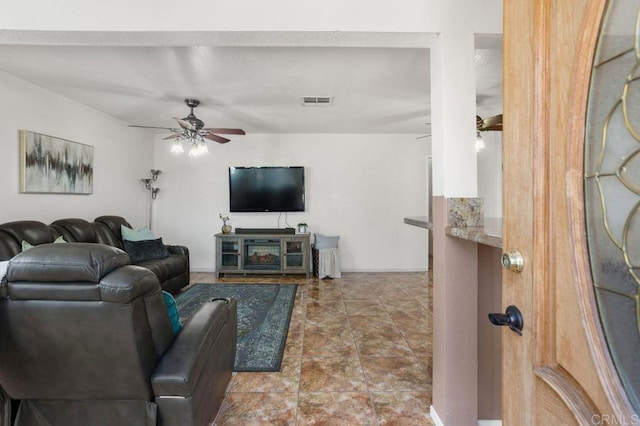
[19,130,94,194]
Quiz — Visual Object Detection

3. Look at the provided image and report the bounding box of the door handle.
[502,250,524,272]
[488,305,524,336]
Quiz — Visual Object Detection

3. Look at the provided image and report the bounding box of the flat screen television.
[229,166,305,212]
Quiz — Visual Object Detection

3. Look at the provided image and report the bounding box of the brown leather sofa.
[0,243,237,426]
[0,216,189,294]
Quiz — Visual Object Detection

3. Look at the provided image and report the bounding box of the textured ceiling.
[0,43,502,135]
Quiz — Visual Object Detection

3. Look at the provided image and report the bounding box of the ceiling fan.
[129,99,245,155]
[475,113,502,151]
[417,114,503,140]
[476,114,503,132]
[416,122,431,139]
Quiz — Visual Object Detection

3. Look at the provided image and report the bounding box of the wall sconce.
[141,170,161,199]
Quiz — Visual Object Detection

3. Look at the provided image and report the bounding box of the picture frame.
[19,130,94,194]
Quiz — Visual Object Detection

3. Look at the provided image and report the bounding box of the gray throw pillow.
[314,233,340,249]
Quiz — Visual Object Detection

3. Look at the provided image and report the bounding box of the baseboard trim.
[191,268,428,274]
[430,406,444,426]
[340,268,428,273]
[429,407,501,426]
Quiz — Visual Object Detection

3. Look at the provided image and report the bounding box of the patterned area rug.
[175,283,298,372]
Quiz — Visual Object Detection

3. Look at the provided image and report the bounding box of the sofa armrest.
[0,385,10,426]
[166,245,189,258]
[151,298,237,397]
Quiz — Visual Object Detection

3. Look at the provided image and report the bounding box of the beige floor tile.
[371,392,434,425]
[344,300,388,316]
[297,392,376,426]
[213,392,298,425]
[402,331,432,357]
[230,356,301,393]
[303,324,359,357]
[353,334,415,357]
[360,357,431,392]
[300,355,368,392]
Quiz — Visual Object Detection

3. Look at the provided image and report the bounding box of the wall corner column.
[429,26,480,426]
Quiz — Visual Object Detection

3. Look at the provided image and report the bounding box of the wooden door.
[503,0,638,424]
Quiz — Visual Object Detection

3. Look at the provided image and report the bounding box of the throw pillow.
[162,290,183,336]
[21,235,66,251]
[123,238,170,263]
[121,225,155,242]
[314,233,340,249]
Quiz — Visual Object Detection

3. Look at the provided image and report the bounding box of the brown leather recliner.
[0,243,236,426]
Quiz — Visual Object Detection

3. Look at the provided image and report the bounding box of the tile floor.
[188,271,434,425]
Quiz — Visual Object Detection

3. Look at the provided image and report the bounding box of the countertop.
[446,217,502,248]
[403,215,503,248]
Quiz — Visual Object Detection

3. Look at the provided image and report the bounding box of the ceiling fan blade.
[483,114,503,131]
[202,127,246,135]
[129,125,176,131]
[476,114,503,131]
[129,125,184,133]
[162,133,183,140]
[173,117,196,130]
[204,133,231,144]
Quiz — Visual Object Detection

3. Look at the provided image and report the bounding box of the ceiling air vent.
[301,96,332,106]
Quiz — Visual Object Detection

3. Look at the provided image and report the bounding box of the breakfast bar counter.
[403,215,502,248]
[445,217,502,249]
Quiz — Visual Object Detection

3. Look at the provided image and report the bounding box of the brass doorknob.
[502,250,524,272]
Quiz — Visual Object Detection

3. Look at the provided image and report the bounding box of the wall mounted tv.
[229,166,305,212]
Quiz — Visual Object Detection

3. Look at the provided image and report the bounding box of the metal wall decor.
[19,130,93,194]
[584,0,640,411]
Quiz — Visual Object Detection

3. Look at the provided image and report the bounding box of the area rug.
[175,283,298,372]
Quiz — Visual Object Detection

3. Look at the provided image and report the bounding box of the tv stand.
[215,232,310,278]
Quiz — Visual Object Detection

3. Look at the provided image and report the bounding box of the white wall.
[0,71,155,226]
[477,132,503,218]
[152,133,430,272]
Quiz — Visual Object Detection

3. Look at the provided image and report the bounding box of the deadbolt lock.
[502,250,524,272]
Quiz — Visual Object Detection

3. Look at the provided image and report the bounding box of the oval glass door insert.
[585,0,640,412]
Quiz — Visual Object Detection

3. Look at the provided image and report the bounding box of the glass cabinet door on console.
[283,237,307,273]
[218,237,241,272]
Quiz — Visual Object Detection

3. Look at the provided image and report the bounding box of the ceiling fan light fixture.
[197,142,209,156]
[187,138,209,157]
[170,140,184,153]
[476,131,485,152]
[188,144,200,157]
